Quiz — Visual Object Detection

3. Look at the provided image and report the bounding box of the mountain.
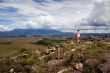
[0,29,73,36]
[0,29,110,37]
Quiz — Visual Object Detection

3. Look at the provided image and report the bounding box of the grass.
[0,36,110,73]
[35,38,66,46]
[0,37,46,57]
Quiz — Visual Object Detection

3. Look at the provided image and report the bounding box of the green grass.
[0,37,46,57]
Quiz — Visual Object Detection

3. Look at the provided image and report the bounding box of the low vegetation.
[0,36,110,73]
[35,38,65,46]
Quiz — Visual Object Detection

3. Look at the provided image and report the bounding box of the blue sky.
[0,0,110,33]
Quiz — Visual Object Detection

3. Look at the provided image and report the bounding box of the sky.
[0,0,110,33]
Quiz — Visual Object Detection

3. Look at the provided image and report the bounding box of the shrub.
[35,38,64,46]
[19,48,28,53]
[36,39,53,46]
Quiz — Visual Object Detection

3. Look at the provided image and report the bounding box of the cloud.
[77,0,110,33]
[87,0,110,26]
[0,25,10,31]
[0,0,110,33]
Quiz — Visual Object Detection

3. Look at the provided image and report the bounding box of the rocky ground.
[0,37,110,73]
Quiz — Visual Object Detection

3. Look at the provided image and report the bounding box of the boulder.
[98,61,110,73]
[45,59,63,72]
[98,50,110,60]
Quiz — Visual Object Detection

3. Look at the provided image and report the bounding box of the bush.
[36,39,53,46]
[35,38,64,46]
[19,48,28,53]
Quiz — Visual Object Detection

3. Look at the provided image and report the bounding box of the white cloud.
[0,25,10,31]
[88,0,110,24]
[0,0,110,33]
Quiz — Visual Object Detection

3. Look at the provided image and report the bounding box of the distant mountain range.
[0,29,109,37]
[0,29,73,36]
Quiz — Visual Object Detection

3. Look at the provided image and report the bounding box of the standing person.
[76,29,80,44]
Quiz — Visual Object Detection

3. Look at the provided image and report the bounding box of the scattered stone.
[35,50,40,55]
[70,41,74,45]
[71,49,76,52]
[22,53,29,57]
[39,55,46,60]
[44,47,56,55]
[52,47,56,51]
[85,42,92,44]
[50,51,55,54]
[10,68,14,73]
[75,63,83,71]
[44,49,51,54]
[107,42,110,45]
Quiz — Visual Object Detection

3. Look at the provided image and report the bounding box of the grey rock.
[98,61,110,73]
[45,59,63,72]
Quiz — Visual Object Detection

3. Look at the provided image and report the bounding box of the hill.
[0,29,73,36]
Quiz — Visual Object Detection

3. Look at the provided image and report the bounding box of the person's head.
[77,29,79,31]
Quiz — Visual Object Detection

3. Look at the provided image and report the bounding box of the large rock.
[45,59,63,72]
[98,50,110,60]
[98,61,110,73]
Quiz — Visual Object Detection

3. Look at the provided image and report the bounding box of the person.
[76,29,80,43]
